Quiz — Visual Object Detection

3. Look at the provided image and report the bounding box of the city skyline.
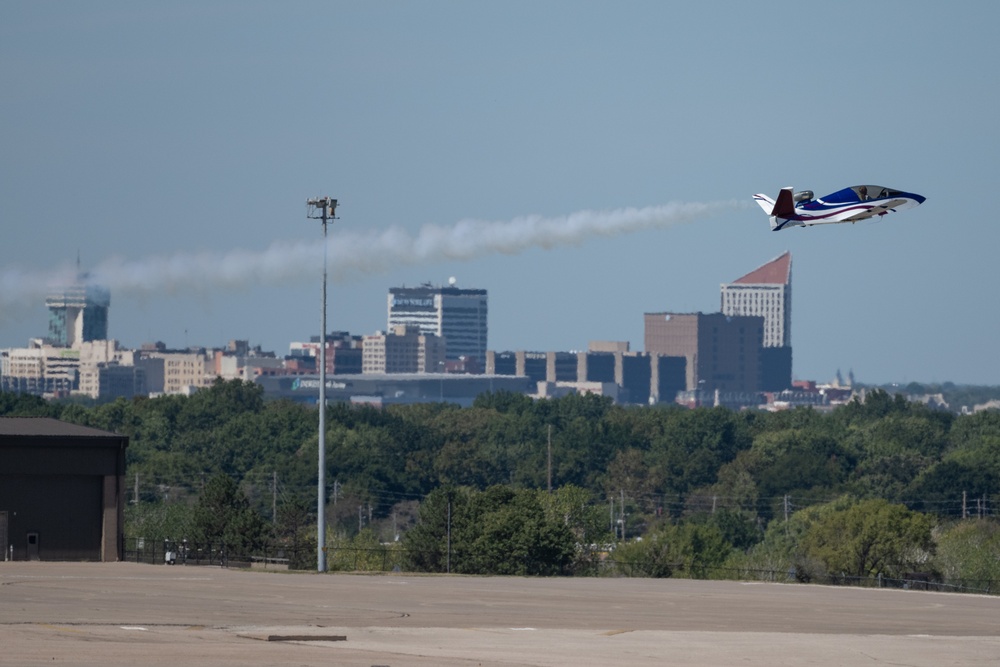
[3,3,997,385]
[1,244,993,389]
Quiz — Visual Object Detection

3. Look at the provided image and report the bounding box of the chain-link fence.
[123,537,313,570]
[596,557,999,595]
[122,538,998,596]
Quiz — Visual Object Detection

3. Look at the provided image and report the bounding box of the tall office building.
[720,252,792,390]
[387,281,487,367]
[45,276,110,348]
[644,312,764,394]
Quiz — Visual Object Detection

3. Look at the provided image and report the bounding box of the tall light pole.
[307,196,338,572]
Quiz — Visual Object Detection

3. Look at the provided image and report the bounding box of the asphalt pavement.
[2,561,998,666]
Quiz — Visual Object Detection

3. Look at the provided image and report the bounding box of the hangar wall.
[0,419,127,562]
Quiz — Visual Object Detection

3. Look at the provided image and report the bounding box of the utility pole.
[547,424,552,493]
[307,197,338,573]
[620,489,626,541]
[271,471,277,525]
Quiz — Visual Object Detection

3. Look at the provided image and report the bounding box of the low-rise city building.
[362,326,445,374]
[486,344,686,405]
[289,332,363,375]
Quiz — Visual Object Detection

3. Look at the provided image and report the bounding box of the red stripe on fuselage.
[789,203,875,222]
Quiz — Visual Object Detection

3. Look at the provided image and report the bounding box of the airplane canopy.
[824,185,903,204]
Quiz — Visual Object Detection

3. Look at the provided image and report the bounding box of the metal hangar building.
[0,417,128,562]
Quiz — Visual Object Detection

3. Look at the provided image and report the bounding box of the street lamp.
[306,196,338,573]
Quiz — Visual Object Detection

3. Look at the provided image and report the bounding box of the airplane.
[753,185,926,231]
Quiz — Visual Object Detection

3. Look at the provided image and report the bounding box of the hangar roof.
[0,417,122,438]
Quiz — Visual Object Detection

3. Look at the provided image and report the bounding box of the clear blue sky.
[3,1,997,385]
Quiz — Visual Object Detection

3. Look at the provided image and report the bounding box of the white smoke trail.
[1,199,746,317]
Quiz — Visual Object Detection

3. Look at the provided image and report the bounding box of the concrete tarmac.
[1,561,998,666]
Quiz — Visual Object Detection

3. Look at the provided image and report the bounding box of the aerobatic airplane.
[753,185,926,231]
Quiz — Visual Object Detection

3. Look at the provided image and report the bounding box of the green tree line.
[2,382,998,586]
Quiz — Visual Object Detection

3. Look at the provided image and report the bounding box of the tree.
[125,501,193,543]
[614,522,731,578]
[932,520,1000,592]
[603,448,660,514]
[724,532,796,582]
[274,495,315,569]
[179,378,265,429]
[699,454,760,514]
[849,451,934,503]
[403,486,576,575]
[801,498,934,579]
[542,485,611,544]
[403,487,466,573]
[472,389,535,414]
[460,486,576,576]
[706,508,761,552]
[0,391,58,417]
[646,407,752,500]
[838,389,910,423]
[430,408,520,489]
[189,474,269,557]
[906,460,996,515]
[948,409,1000,452]
[752,430,852,493]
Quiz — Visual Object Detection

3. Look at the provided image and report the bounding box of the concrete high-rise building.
[721,252,791,347]
[387,281,487,367]
[45,276,110,348]
[720,252,792,391]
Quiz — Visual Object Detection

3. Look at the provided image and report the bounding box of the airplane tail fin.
[770,187,796,218]
[753,187,796,231]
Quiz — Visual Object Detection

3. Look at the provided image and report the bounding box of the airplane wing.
[843,209,881,222]
[843,198,908,222]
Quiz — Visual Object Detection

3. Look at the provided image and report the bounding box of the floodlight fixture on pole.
[306,196,338,573]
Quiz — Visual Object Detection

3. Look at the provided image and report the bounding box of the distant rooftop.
[731,251,791,285]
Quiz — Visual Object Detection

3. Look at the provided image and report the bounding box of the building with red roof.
[720,252,792,391]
